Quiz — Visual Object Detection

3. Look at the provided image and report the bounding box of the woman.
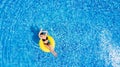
[38,29,57,57]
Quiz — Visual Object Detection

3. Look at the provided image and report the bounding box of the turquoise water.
[0,0,120,67]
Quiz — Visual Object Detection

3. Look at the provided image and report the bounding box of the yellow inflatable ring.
[39,35,55,52]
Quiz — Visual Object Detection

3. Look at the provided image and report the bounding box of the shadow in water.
[30,25,40,44]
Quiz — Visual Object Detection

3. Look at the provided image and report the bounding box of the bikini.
[42,37,50,45]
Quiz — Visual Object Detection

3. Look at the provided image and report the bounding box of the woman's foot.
[53,52,57,57]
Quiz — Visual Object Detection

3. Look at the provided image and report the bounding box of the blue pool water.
[0,0,120,67]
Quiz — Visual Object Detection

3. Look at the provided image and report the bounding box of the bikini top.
[42,37,48,41]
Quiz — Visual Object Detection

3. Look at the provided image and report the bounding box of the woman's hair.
[40,32,46,35]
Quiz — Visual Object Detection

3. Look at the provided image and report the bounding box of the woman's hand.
[40,29,42,31]
[38,28,48,37]
[40,29,42,33]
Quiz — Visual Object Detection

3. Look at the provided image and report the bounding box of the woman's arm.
[45,31,48,35]
[38,32,41,38]
[38,29,42,38]
[40,28,48,35]
[38,29,48,37]
[41,31,48,35]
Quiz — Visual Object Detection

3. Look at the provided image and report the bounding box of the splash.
[100,29,120,67]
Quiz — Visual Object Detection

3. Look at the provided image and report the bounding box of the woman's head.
[40,32,46,38]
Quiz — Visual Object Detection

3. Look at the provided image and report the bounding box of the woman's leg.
[45,45,57,57]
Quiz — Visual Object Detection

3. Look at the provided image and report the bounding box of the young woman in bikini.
[38,29,57,57]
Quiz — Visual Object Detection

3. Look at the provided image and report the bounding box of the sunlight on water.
[100,29,120,67]
[109,46,120,67]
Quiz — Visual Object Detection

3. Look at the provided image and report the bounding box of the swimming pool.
[0,0,120,67]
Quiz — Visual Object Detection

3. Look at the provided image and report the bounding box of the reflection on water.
[100,29,120,67]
